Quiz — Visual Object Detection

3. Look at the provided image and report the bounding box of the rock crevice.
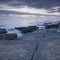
[31,42,39,60]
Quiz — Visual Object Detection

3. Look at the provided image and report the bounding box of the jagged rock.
[43,22,52,26]
[0,33,17,40]
[0,29,7,34]
[58,22,60,25]
[15,26,39,33]
[45,24,59,29]
[15,27,26,31]
[6,33,17,40]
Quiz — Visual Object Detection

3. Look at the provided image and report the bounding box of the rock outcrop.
[0,33,17,40]
[15,26,39,33]
[45,24,59,29]
[0,29,7,34]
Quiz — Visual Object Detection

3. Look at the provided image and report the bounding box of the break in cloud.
[0,0,60,17]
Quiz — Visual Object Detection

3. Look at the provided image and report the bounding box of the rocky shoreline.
[0,22,60,40]
[0,22,60,60]
[0,26,39,40]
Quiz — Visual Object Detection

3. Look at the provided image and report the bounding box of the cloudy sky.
[0,0,60,18]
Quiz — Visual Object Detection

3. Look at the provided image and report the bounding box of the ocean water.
[0,20,44,29]
[0,17,60,29]
[0,16,60,38]
[0,16,60,29]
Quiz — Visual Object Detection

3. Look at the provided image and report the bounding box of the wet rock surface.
[0,29,60,60]
[15,26,39,34]
[0,33,17,40]
[0,29,7,34]
[33,39,60,60]
[45,24,59,29]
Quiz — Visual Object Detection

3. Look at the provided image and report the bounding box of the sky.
[0,0,60,29]
[0,0,60,18]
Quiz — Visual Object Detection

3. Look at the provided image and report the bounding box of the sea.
[0,16,60,29]
[0,15,60,37]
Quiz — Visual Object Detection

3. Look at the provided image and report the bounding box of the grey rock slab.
[0,40,37,60]
[33,39,60,60]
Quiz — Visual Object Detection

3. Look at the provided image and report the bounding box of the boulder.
[0,33,17,40]
[0,29,7,34]
[15,26,39,33]
[45,24,59,29]
[58,22,60,25]
[43,22,52,26]
[15,27,26,31]
[0,34,5,40]
[6,33,17,40]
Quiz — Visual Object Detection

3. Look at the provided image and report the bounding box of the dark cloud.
[0,10,47,16]
[0,10,59,17]
[58,8,60,12]
[0,10,36,15]
[0,0,60,9]
[0,0,60,15]
[0,0,13,3]
[47,7,60,13]
[20,0,60,9]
